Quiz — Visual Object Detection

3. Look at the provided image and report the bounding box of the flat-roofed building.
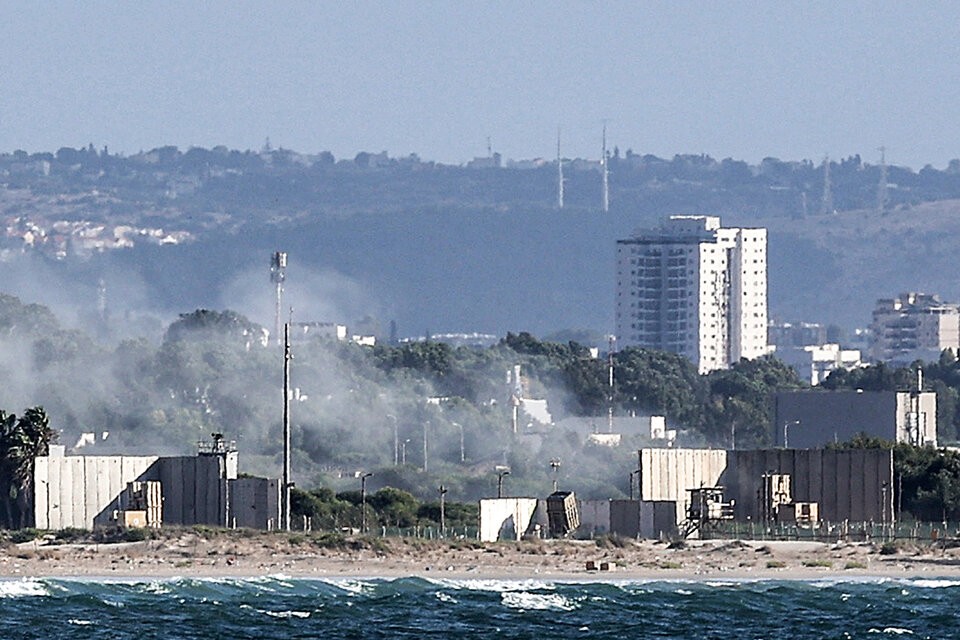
[871,292,960,364]
[616,215,769,373]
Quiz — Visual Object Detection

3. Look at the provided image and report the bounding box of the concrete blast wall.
[34,451,276,531]
[230,478,281,530]
[578,500,611,536]
[479,498,539,542]
[727,449,894,523]
[638,448,728,525]
[636,448,894,527]
[35,455,159,530]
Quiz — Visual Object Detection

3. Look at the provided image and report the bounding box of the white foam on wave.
[68,619,94,626]
[500,591,578,612]
[329,579,377,595]
[260,609,311,619]
[0,580,50,598]
[868,628,914,635]
[439,579,555,593]
[435,591,458,604]
[902,579,960,589]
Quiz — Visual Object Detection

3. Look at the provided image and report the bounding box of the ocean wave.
[437,578,556,593]
[901,579,960,589]
[259,609,311,619]
[500,591,578,611]
[0,579,50,598]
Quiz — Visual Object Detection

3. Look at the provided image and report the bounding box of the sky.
[2,2,960,170]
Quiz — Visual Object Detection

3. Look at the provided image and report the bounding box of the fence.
[703,520,960,544]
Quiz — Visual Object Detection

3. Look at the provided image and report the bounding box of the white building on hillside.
[870,292,960,364]
[616,215,769,373]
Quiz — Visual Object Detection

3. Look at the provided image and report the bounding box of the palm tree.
[0,407,56,529]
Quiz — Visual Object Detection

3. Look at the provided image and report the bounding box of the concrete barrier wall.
[636,448,894,528]
[638,448,728,524]
[727,449,894,522]
[610,500,639,538]
[479,498,539,542]
[35,454,159,529]
[36,452,257,530]
[578,500,611,536]
[230,478,281,530]
[639,501,678,539]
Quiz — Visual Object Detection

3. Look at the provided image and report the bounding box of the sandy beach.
[2,530,959,581]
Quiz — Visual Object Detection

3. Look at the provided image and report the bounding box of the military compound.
[479,447,895,542]
[33,437,281,531]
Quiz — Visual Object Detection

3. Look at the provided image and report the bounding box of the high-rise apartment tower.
[615,215,769,373]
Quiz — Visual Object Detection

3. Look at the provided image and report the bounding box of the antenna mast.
[282,322,291,531]
[557,127,564,209]
[601,122,610,212]
[270,251,287,346]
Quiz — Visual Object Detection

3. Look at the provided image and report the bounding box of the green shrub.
[9,529,40,544]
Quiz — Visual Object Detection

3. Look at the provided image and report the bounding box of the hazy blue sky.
[2,2,959,169]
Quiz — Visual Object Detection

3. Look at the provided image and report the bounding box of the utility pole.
[438,485,448,537]
[270,252,287,346]
[282,322,291,531]
[360,472,373,534]
[550,458,561,493]
[607,335,616,433]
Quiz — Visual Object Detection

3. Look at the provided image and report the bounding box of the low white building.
[776,344,862,385]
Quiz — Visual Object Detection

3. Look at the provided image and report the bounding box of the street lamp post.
[783,420,801,448]
[388,414,398,466]
[452,422,465,463]
[423,420,429,472]
[401,439,410,465]
[360,472,373,534]
[496,466,510,498]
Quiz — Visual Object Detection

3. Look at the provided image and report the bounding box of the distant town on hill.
[3,144,960,340]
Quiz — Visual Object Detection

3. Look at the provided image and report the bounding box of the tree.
[0,407,56,529]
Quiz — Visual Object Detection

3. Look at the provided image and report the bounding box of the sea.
[0,575,956,639]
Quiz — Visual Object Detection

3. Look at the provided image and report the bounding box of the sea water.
[0,575,956,639]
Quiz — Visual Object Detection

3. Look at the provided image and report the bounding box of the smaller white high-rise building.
[870,292,960,364]
[616,215,769,373]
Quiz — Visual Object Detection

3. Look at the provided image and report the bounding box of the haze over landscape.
[3,3,960,497]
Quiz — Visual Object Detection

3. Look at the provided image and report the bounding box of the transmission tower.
[820,156,833,215]
[601,122,610,212]
[557,127,564,209]
[877,146,889,215]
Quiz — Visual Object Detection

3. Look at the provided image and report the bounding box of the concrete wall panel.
[479,498,539,542]
[578,500,610,536]
[34,457,48,529]
[610,500,639,538]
